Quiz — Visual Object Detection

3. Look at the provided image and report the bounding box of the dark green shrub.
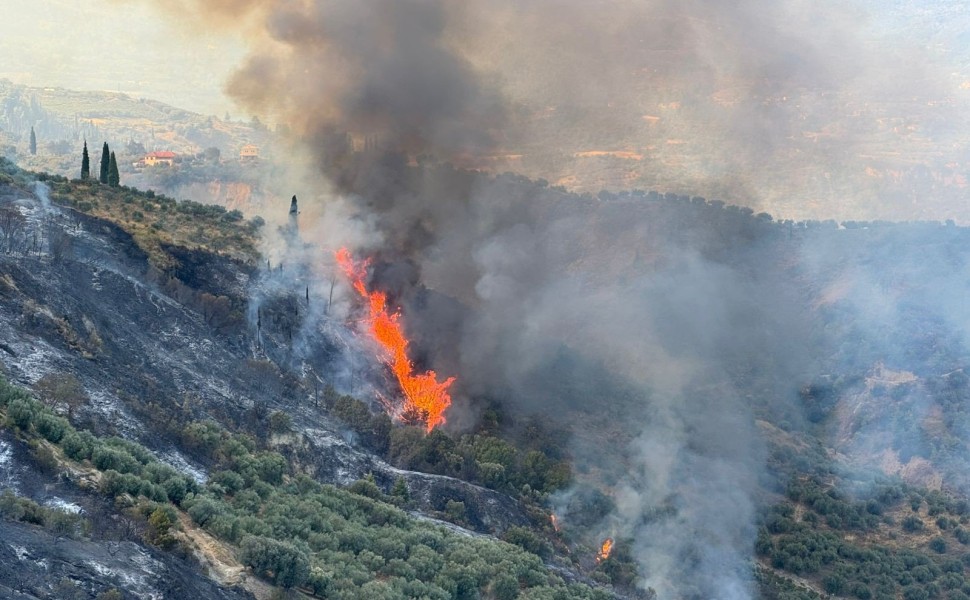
[211,470,244,494]
[61,431,95,461]
[904,516,925,532]
[955,528,970,545]
[35,413,68,443]
[502,526,551,558]
[91,446,139,474]
[187,497,223,527]
[7,398,38,429]
[348,476,382,500]
[239,535,310,589]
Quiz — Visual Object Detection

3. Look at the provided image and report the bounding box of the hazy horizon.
[0,1,243,117]
[4,0,970,223]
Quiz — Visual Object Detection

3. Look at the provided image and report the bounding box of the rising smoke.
[153,0,963,222]
[145,1,967,597]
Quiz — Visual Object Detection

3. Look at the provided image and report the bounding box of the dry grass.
[52,179,260,271]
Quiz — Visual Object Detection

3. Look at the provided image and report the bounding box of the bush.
[239,535,311,589]
[212,470,245,494]
[187,497,223,527]
[955,528,970,545]
[445,500,467,524]
[824,574,847,594]
[35,413,68,443]
[61,431,94,461]
[163,477,189,505]
[851,582,873,600]
[30,441,60,474]
[91,446,139,474]
[348,476,382,500]
[904,516,925,532]
[7,398,38,429]
[0,379,30,408]
[502,526,551,558]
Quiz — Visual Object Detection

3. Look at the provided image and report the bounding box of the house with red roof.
[144,151,176,167]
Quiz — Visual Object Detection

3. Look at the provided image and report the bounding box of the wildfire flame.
[335,247,454,431]
[597,538,614,562]
[550,514,560,532]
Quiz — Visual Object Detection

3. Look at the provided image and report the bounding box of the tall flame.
[335,248,454,431]
[597,538,614,562]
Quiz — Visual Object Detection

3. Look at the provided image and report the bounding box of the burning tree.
[335,247,454,431]
[597,538,614,562]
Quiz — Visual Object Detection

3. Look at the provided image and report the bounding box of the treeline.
[760,477,970,600]
[0,376,614,599]
[327,391,573,500]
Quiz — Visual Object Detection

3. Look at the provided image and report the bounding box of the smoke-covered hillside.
[302,153,970,599]
[2,151,970,598]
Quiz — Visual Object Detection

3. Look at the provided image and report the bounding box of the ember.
[335,248,454,431]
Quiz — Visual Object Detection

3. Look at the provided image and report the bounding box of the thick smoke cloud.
[145,1,966,597]
[454,0,959,221]
[153,0,505,159]
[154,0,958,224]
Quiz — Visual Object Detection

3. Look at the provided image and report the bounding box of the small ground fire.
[335,247,454,431]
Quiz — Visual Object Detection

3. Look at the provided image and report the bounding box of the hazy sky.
[0,1,243,116]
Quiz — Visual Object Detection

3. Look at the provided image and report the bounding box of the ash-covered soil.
[0,519,253,600]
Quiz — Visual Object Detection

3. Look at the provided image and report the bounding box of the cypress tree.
[99,142,110,184]
[29,127,36,155]
[107,152,120,187]
[80,140,90,180]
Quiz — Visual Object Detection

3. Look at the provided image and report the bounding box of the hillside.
[2,155,970,598]
[0,79,267,160]
[0,160,630,599]
[315,155,970,598]
[0,81,296,225]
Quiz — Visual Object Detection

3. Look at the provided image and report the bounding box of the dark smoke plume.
[156,0,506,159]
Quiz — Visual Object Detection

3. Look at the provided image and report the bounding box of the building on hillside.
[144,151,176,167]
[240,144,260,160]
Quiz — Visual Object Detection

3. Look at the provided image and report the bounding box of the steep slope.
[0,164,624,598]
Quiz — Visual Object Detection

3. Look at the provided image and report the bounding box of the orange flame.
[597,538,614,562]
[335,247,454,431]
[550,514,560,532]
